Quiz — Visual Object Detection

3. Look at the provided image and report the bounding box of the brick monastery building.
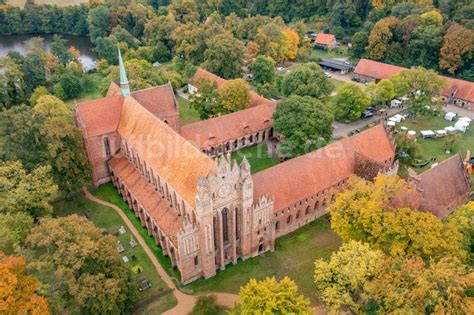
[74,52,469,284]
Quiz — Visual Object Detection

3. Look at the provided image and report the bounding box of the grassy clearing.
[399,115,474,172]
[312,46,349,60]
[92,184,182,282]
[53,195,177,314]
[231,143,278,174]
[185,217,341,304]
[329,78,345,90]
[178,96,201,125]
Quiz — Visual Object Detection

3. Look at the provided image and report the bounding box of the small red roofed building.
[314,33,337,49]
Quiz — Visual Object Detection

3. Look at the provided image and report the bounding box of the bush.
[52,83,66,100]
[190,295,218,315]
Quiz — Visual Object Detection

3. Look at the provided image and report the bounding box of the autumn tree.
[171,23,207,65]
[366,17,401,61]
[0,213,33,255]
[203,32,245,79]
[0,161,57,218]
[314,241,384,314]
[252,55,275,85]
[367,256,473,314]
[440,23,474,74]
[0,252,49,314]
[281,62,334,98]
[29,86,49,106]
[273,95,334,158]
[218,79,251,113]
[329,175,464,260]
[282,27,300,60]
[189,78,221,119]
[229,277,311,314]
[332,83,371,122]
[26,215,138,314]
[30,96,90,194]
[447,203,474,264]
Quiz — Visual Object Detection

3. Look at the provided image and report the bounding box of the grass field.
[312,46,349,60]
[231,143,278,174]
[53,195,177,314]
[399,115,474,172]
[6,0,87,7]
[178,96,201,125]
[92,184,182,282]
[185,217,341,304]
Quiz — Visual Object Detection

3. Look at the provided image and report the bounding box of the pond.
[0,34,96,70]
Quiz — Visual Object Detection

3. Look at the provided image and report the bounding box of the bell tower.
[117,46,131,96]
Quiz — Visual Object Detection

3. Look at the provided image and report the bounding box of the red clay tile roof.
[180,102,276,148]
[109,155,184,243]
[315,33,336,46]
[130,83,179,119]
[117,97,216,208]
[75,95,124,138]
[354,59,405,80]
[253,124,395,211]
[415,154,470,218]
[106,82,123,97]
[355,59,474,103]
[189,68,274,108]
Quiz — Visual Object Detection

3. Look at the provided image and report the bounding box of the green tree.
[50,35,73,65]
[189,78,221,119]
[0,161,57,218]
[350,31,369,59]
[281,62,334,98]
[26,215,138,314]
[203,32,245,79]
[94,36,119,65]
[88,5,110,44]
[388,73,411,97]
[229,277,311,315]
[273,95,334,158]
[190,295,219,315]
[366,80,395,106]
[32,95,90,194]
[394,132,421,165]
[0,56,25,108]
[314,241,384,314]
[333,83,371,122]
[218,79,251,113]
[0,213,34,255]
[29,86,49,106]
[252,55,275,85]
[21,53,46,95]
[59,73,83,99]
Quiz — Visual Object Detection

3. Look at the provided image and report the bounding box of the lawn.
[53,195,177,314]
[92,184,182,282]
[399,115,474,172]
[312,46,349,60]
[178,96,201,125]
[185,217,341,304]
[231,143,278,174]
[329,78,345,90]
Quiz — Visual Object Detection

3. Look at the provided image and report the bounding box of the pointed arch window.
[104,137,111,157]
[222,208,229,243]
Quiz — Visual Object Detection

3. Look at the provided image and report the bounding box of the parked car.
[361,111,374,119]
[324,71,332,78]
[367,106,375,112]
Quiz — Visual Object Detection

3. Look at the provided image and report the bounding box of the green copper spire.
[117,46,130,96]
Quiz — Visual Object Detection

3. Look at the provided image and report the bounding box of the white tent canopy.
[444,112,457,121]
[421,130,435,138]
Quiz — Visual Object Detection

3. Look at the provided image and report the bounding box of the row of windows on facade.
[203,128,274,155]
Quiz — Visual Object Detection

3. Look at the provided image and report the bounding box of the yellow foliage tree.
[0,252,49,314]
[420,10,444,27]
[230,277,312,314]
[282,28,300,61]
[366,16,401,60]
[314,241,384,314]
[218,79,251,113]
[367,256,473,314]
[329,175,464,261]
